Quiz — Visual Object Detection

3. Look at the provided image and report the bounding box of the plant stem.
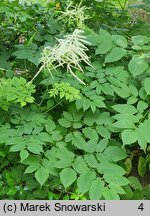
[44,99,64,114]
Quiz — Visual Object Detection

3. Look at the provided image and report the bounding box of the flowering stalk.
[31,29,93,85]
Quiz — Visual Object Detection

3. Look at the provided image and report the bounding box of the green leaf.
[104,175,130,186]
[105,47,127,63]
[128,176,142,191]
[58,118,72,128]
[24,163,40,174]
[27,143,43,154]
[83,97,90,111]
[113,119,135,129]
[42,159,58,176]
[7,93,17,101]
[112,104,137,114]
[127,96,138,105]
[45,119,56,133]
[60,168,77,188]
[72,156,90,174]
[96,126,111,139]
[111,84,131,98]
[35,166,49,186]
[90,102,96,113]
[129,83,139,97]
[72,132,86,149]
[84,154,98,168]
[77,171,96,193]
[137,101,148,113]
[131,35,149,46]
[136,120,150,151]
[103,187,120,200]
[128,56,149,77]
[54,160,72,169]
[124,158,132,175]
[138,156,147,177]
[93,99,106,108]
[96,29,113,54]
[144,77,150,95]
[63,112,73,121]
[83,140,97,153]
[112,35,128,48]
[95,138,108,152]
[103,146,127,162]
[121,129,137,146]
[56,147,74,162]
[89,178,104,200]
[13,48,32,59]
[72,122,82,129]
[82,127,99,141]
[109,184,125,195]
[20,150,29,162]
[97,163,126,176]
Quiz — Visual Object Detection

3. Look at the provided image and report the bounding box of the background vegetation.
[0,0,150,200]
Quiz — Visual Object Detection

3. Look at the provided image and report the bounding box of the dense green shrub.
[0,0,150,200]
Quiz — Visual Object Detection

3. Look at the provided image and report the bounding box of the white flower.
[31,29,93,85]
[58,3,89,28]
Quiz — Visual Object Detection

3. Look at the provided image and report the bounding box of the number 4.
[138,203,144,211]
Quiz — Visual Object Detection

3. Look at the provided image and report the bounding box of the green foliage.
[49,82,81,102]
[0,0,150,200]
[0,77,35,110]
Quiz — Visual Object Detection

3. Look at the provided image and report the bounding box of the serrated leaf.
[93,99,106,108]
[113,119,135,129]
[128,56,149,77]
[104,174,130,186]
[83,140,97,153]
[137,101,148,113]
[111,84,131,98]
[77,171,96,193]
[20,150,29,162]
[103,187,120,200]
[103,146,127,162]
[83,127,99,141]
[24,163,40,174]
[72,132,86,149]
[83,97,90,111]
[35,166,49,186]
[128,176,142,191]
[96,29,113,54]
[84,154,98,168]
[45,119,56,133]
[112,35,128,48]
[58,118,72,128]
[136,120,150,151]
[95,138,108,152]
[121,129,137,146]
[54,160,72,168]
[144,77,150,95]
[127,96,138,104]
[112,104,137,114]
[89,178,104,200]
[63,112,73,121]
[138,156,147,177]
[97,162,126,176]
[90,102,96,113]
[60,168,77,188]
[72,156,90,174]
[129,83,139,97]
[109,184,125,194]
[105,47,127,63]
[131,35,149,46]
[96,125,111,139]
[27,143,43,154]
